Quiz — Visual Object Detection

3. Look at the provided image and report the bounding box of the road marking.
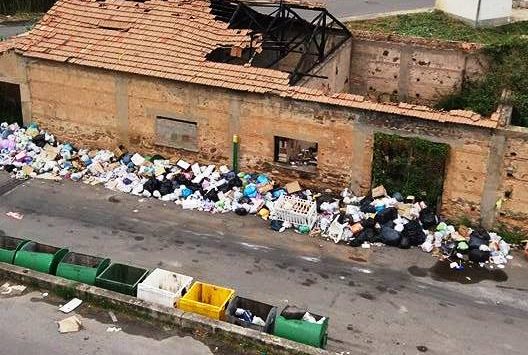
[239,242,272,251]
[299,256,320,263]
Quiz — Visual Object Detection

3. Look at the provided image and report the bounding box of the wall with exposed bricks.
[347,33,487,105]
[0,53,525,234]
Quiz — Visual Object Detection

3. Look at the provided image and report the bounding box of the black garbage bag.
[473,227,491,242]
[349,228,375,247]
[361,217,376,229]
[281,306,307,320]
[399,235,411,249]
[402,220,426,246]
[159,179,174,196]
[174,174,191,186]
[270,219,283,231]
[337,213,350,224]
[381,226,401,246]
[359,196,376,213]
[468,249,491,263]
[143,177,161,194]
[419,207,439,229]
[316,194,337,213]
[3,164,16,173]
[375,207,398,225]
[469,232,488,250]
[381,220,395,229]
[235,207,248,216]
[228,176,243,189]
[32,134,47,148]
[238,196,251,204]
[204,189,219,202]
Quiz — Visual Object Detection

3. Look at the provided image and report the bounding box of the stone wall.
[495,127,528,234]
[348,33,487,105]
[21,58,504,229]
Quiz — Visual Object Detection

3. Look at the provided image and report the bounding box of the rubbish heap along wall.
[0,52,526,235]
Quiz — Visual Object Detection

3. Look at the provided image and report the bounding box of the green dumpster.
[0,236,29,264]
[56,252,111,285]
[95,263,149,296]
[13,241,68,274]
[273,306,329,349]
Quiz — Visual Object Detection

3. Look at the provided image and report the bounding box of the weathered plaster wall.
[298,39,352,94]
[24,58,502,229]
[348,35,486,105]
[495,128,528,234]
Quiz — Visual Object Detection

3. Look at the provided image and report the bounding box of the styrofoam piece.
[131,153,145,166]
[272,195,317,228]
[59,298,83,313]
[137,268,194,308]
[176,160,190,170]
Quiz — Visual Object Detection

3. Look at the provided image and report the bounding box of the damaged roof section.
[12,0,499,128]
[17,0,291,93]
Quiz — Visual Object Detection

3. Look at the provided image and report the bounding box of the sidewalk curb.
[340,7,434,23]
[0,262,329,355]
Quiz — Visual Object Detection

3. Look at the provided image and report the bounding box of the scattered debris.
[0,282,27,296]
[42,292,48,298]
[106,326,122,333]
[0,121,514,272]
[108,311,118,323]
[57,316,82,333]
[5,211,23,220]
[59,298,83,313]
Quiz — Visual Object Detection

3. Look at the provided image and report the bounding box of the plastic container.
[137,268,193,308]
[273,306,329,349]
[273,195,317,228]
[0,236,29,264]
[177,281,235,320]
[226,296,277,333]
[56,252,111,285]
[13,242,68,274]
[95,263,149,296]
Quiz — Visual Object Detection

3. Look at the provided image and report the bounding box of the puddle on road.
[408,262,508,284]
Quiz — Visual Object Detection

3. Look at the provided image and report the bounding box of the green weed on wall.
[372,133,450,208]
[0,0,56,14]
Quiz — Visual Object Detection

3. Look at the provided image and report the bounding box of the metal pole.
[232,134,239,173]
[476,0,482,27]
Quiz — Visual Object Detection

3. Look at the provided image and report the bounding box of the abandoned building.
[0,0,526,234]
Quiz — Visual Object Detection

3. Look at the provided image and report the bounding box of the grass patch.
[346,10,528,44]
[347,11,528,127]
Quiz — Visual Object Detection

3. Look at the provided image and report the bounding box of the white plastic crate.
[272,195,318,228]
[137,268,194,308]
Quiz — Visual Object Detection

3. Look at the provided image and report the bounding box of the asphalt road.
[323,0,435,18]
[0,290,212,355]
[0,174,527,354]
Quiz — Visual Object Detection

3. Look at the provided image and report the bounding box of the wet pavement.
[0,173,527,354]
[0,290,213,355]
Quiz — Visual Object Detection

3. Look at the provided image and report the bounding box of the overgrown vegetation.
[347,11,528,127]
[0,0,56,14]
[372,133,450,208]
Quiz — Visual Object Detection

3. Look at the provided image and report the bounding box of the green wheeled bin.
[0,236,29,264]
[95,263,149,296]
[273,306,329,349]
[13,241,68,275]
[56,252,111,285]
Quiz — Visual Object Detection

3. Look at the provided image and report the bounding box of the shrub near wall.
[0,0,56,14]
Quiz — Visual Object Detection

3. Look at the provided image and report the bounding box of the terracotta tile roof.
[0,35,21,54]
[14,0,499,129]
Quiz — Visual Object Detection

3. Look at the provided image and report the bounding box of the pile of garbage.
[0,122,513,269]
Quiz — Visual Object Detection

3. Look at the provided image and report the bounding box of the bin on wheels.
[226,296,277,333]
[13,241,68,274]
[0,236,29,264]
[177,281,234,320]
[95,263,149,296]
[273,306,329,349]
[56,251,111,285]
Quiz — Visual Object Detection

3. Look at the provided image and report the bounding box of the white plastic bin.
[137,268,193,308]
[272,195,317,228]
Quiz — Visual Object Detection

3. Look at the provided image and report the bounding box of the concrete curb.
[340,7,434,23]
[0,262,329,355]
